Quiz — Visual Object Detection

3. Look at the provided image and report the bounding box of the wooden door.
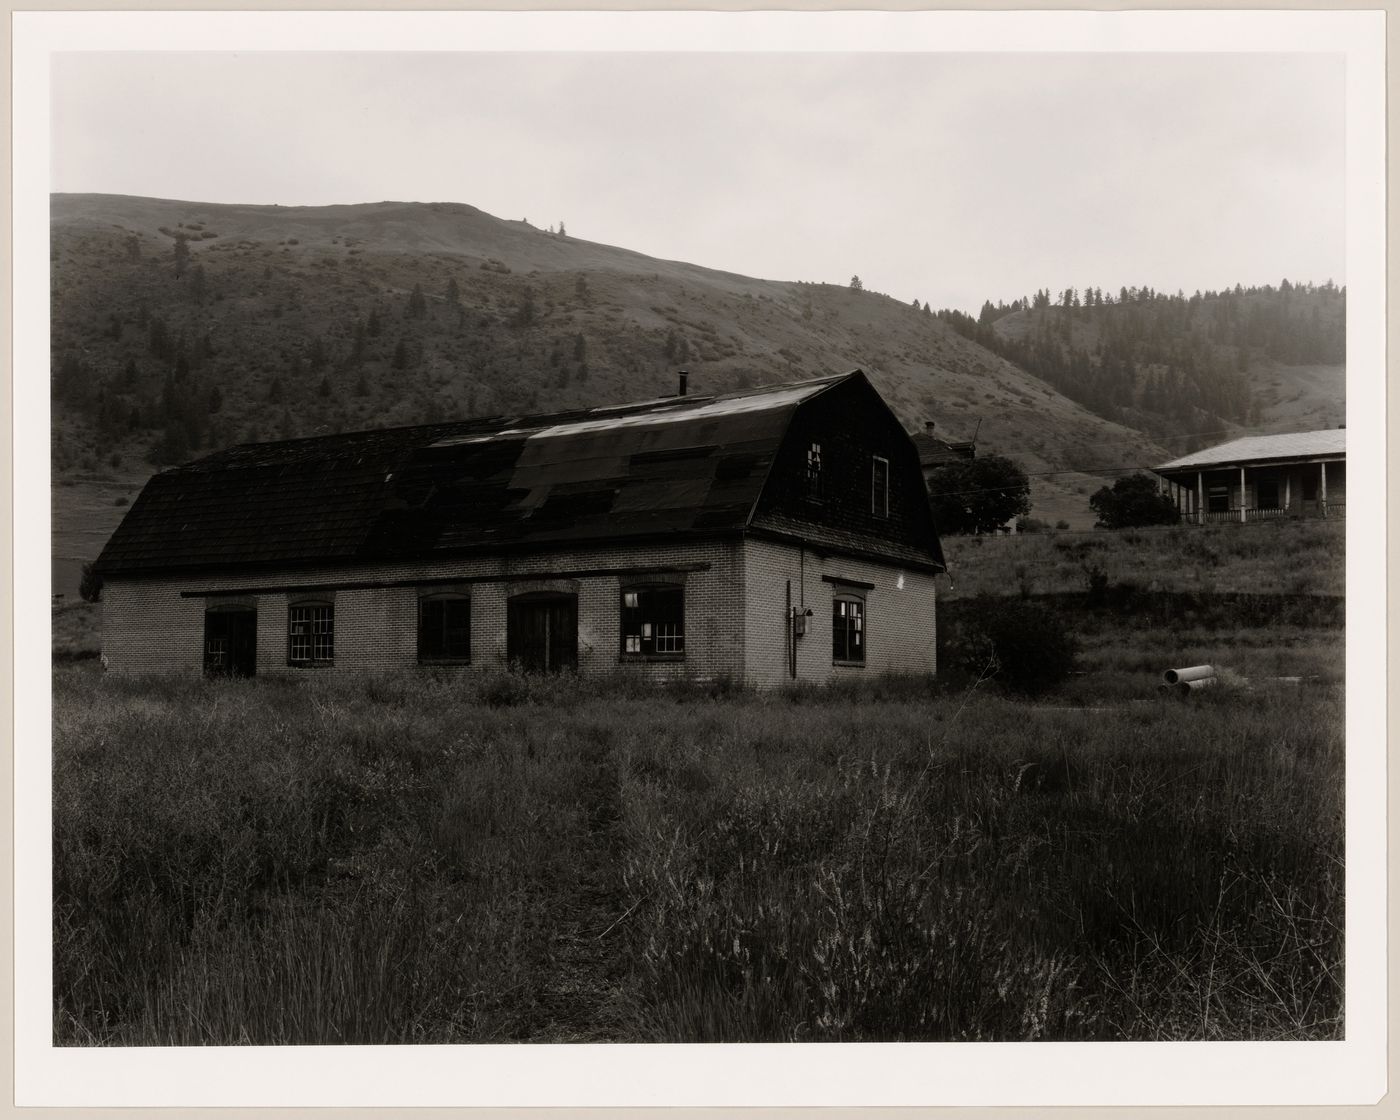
[204,608,257,677]
[507,594,578,673]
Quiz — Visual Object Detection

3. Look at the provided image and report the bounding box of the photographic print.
[17,8,1387,1109]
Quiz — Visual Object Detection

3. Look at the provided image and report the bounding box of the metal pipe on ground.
[1175,677,1217,695]
[1163,664,1215,685]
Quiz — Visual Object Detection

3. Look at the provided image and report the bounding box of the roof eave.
[1155,451,1347,474]
[745,524,946,574]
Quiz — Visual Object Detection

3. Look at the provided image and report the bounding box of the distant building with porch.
[1153,429,1345,523]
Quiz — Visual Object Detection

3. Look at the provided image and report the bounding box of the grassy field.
[941,517,1345,601]
[52,523,1345,1045]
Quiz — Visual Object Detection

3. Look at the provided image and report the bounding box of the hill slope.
[49,194,1172,591]
[936,283,1345,447]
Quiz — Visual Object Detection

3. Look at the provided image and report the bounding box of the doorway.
[507,593,578,673]
[204,608,257,677]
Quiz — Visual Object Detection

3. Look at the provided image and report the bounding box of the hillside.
[49,194,1170,591]
[936,283,1345,449]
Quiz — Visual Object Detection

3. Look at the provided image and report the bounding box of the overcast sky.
[51,51,1344,314]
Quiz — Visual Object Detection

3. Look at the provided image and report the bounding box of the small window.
[806,442,823,499]
[1255,479,1279,510]
[419,595,471,662]
[621,585,685,656]
[1207,485,1230,513]
[288,602,333,665]
[871,456,890,517]
[833,596,865,664]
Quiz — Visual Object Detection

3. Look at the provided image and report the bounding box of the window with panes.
[288,602,334,665]
[620,585,685,656]
[418,595,471,662]
[832,595,865,663]
[806,442,824,499]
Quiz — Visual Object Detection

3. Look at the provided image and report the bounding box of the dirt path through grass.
[534,747,633,1041]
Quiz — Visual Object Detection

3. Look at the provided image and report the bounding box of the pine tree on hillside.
[406,284,427,319]
[173,234,190,279]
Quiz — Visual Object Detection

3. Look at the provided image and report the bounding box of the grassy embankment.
[52,518,1345,1044]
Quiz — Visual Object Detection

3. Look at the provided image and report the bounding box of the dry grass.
[942,518,1345,601]
[51,601,102,662]
[54,640,1343,1045]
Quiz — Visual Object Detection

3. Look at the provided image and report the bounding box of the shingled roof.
[97,372,860,577]
[909,429,975,469]
[1157,429,1346,471]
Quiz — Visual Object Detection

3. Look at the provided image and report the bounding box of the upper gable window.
[806,442,824,500]
[621,585,685,657]
[871,455,890,517]
[288,601,334,665]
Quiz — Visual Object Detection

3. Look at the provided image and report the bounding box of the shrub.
[78,561,103,603]
[927,454,1032,535]
[1083,562,1110,605]
[978,599,1078,694]
[1017,517,1051,534]
[1089,474,1179,529]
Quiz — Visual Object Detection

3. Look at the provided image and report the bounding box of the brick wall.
[103,540,746,681]
[741,538,938,689]
[102,536,936,688]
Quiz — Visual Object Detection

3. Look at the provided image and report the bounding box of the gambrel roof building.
[97,370,945,687]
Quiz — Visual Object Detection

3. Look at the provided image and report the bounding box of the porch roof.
[1156,429,1345,472]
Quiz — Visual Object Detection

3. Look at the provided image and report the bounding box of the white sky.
[52,50,1345,314]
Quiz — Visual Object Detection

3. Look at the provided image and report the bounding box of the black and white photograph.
[14,8,1387,1109]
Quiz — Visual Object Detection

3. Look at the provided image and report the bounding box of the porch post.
[1197,471,1204,524]
[1284,473,1291,513]
[1239,466,1247,523]
[1320,460,1328,517]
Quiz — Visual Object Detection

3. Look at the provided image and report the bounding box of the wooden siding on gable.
[753,377,944,571]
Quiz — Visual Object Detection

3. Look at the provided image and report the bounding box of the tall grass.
[54,647,1343,1044]
[942,519,1346,601]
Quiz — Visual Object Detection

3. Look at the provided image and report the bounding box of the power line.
[928,462,1195,501]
